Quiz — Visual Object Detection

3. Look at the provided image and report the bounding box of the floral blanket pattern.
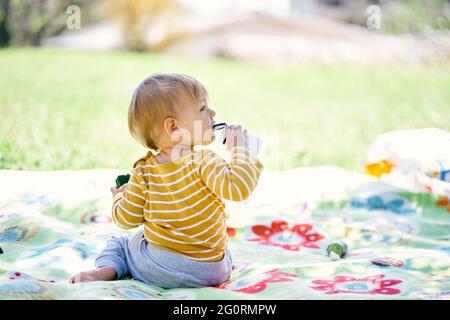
[0,167,449,300]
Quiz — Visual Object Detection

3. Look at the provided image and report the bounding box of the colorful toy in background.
[435,195,450,212]
[365,155,450,183]
[428,162,450,183]
[115,174,130,188]
[365,159,393,177]
[441,170,450,183]
[365,128,450,196]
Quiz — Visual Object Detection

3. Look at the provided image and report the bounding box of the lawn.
[0,48,449,172]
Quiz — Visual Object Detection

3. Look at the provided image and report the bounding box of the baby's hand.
[110,184,127,197]
[222,124,248,152]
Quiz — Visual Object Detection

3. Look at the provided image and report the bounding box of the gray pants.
[95,228,233,289]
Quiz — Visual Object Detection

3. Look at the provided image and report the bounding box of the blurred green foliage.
[383,0,450,34]
[0,0,10,46]
[0,0,98,47]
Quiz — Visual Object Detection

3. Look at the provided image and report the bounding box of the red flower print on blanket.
[216,269,297,294]
[226,226,236,237]
[309,274,403,295]
[247,219,324,251]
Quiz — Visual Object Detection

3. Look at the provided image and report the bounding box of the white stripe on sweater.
[141,169,196,186]
[143,222,225,245]
[147,186,208,205]
[143,178,201,196]
[122,196,144,209]
[145,193,213,213]
[118,201,144,218]
[176,205,222,231]
[146,199,222,222]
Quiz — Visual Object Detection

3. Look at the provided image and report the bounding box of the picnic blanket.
[0,167,449,300]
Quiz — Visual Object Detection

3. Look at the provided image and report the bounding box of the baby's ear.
[163,117,178,135]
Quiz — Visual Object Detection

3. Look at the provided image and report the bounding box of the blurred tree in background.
[0,0,10,46]
[104,0,189,52]
[1,0,448,49]
[382,0,450,34]
[310,0,449,34]
[0,0,99,46]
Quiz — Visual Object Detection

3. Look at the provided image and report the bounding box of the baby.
[69,73,264,288]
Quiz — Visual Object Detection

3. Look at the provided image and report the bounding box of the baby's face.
[176,96,216,147]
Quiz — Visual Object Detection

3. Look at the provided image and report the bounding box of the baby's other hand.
[110,184,127,197]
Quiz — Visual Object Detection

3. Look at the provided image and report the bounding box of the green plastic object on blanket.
[115,174,130,188]
[327,240,348,260]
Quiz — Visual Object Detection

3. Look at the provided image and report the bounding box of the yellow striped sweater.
[112,146,264,262]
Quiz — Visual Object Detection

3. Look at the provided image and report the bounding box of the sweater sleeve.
[111,167,146,230]
[197,146,264,201]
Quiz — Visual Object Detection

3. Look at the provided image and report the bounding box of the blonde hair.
[128,73,208,152]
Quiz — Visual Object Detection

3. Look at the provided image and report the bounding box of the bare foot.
[68,267,117,284]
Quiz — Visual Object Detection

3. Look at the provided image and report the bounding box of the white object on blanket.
[329,252,341,261]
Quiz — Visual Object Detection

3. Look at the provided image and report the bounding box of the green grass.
[0,48,449,171]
